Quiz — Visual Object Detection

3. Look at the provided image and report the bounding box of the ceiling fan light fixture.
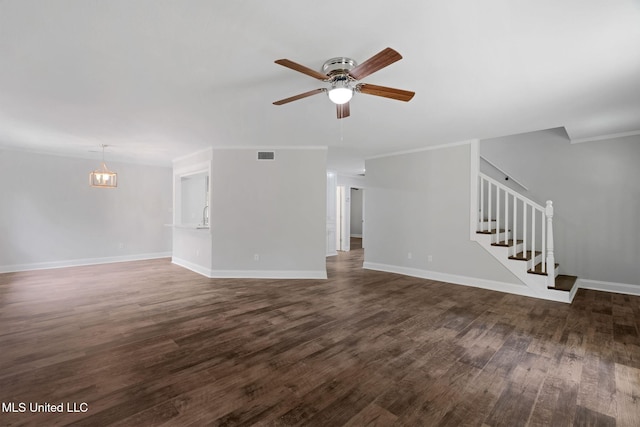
[328,87,352,105]
[328,80,353,105]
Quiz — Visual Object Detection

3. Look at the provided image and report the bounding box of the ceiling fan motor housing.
[323,57,357,104]
[322,57,358,78]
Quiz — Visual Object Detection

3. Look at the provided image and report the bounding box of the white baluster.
[523,202,527,260]
[496,187,501,243]
[488,182,492,240]
[505,192,509,250]
[480,177,484,231]
[513,196,517,257]
[531,207,536,270]
[546,200,555,286]
[542,212,546,273]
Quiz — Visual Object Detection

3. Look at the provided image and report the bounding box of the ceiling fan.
[273,47,415,119]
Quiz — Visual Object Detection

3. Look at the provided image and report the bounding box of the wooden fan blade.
[356,83,415,102]
[273,88,325,105]
[337,102,350,119]
[348,48,403,80]
[275,59,328,80]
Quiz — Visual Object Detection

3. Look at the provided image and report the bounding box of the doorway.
[350,187,363,250]
[336,186,364,252]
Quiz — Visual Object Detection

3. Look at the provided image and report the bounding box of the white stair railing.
[545,200,555,287]
[479,173,555,285]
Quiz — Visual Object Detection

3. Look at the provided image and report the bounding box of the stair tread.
[548,274,578,292]
[491,239,523,247]
[476,228,508,235]
[528,262,559,276]
[508,250,542,261]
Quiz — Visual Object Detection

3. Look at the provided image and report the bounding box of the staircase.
[474,173,578,303]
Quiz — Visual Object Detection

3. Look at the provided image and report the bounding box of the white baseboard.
[326,251,338,257]
[0,252,172,274]
[208,269,327,279]
[172,258,327,280]
[364,261,533,295]
[171,257,213,278]
[578,278,640,297]
[362,261,572,303]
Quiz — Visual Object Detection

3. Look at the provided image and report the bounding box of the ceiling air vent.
[257,151,275,161]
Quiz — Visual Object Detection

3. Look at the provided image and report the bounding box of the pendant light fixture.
[89,144,117,188]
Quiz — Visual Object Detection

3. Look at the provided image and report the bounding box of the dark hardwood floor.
[350,237,362,250]
[1,249,639,426]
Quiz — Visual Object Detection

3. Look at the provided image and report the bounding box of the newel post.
[545,200,555,287]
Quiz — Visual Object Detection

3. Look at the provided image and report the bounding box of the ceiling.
[1,1,639,174]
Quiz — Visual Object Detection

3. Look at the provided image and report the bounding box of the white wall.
[364,143,521,286]
[481,128,640,288]
[0,149,172,272]
[326,171,338,256]
[209,148,327,278]
[172,227,212,275]
[337,173,366,188]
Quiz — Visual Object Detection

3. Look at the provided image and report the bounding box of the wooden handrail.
[480,156,529,191]
[479,173,543,211]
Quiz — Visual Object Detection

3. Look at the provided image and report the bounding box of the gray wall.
[0,149,172,271]
[365,143,519,283]
[210,148,327,275]
[481,128,640,286]
[350,188,363,236]
[337,174,366,188]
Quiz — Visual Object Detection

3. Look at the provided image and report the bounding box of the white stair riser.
[507,243,524,254]
[493,242,524,254]
[530,253,543,270]
[476,229,512,242]
[478,220,496,230]
[492,231,510,243]
[509,253,542,269]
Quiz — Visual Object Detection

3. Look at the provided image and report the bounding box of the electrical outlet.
[254,254,260,261]
[428,255,433,262]
[407,252,412,260]
[196,249,200,256]
[118,242,124,249]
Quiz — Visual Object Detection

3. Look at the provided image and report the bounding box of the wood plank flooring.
[1,249,639,426]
